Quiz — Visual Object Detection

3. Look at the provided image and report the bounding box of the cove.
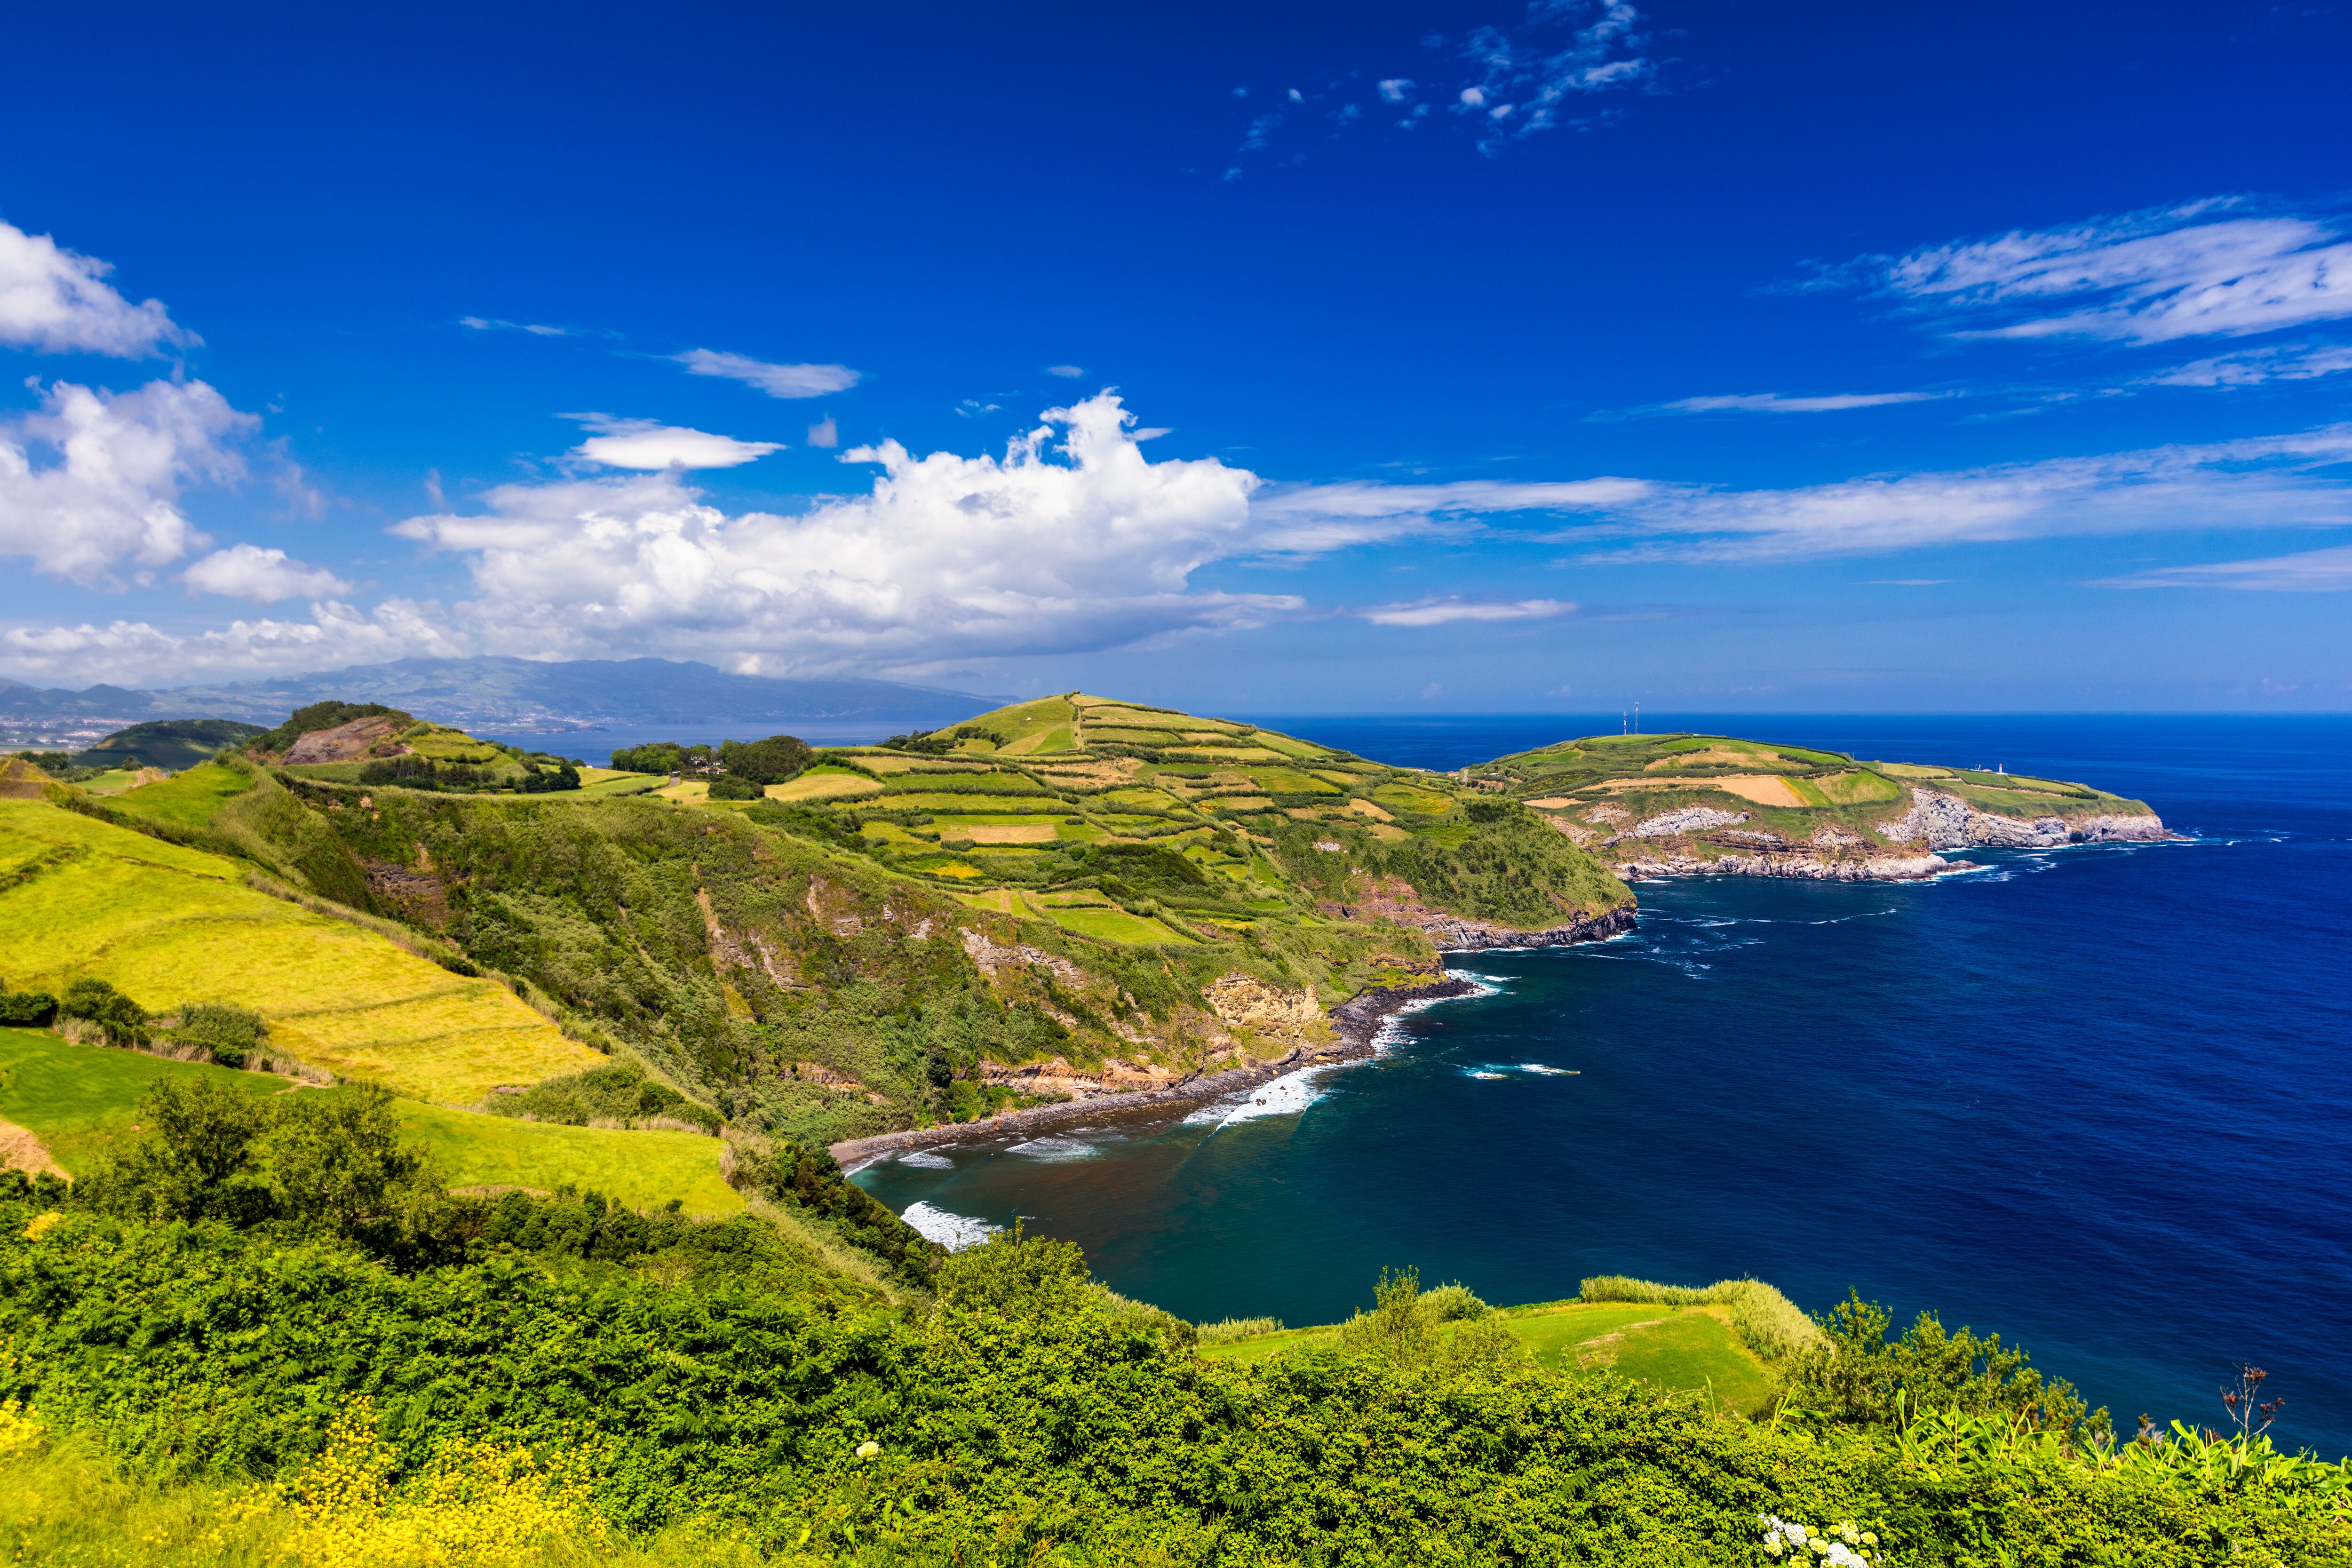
[854,714,2352,1453]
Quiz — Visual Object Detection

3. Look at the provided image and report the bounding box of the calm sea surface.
[853,714,2352,1454]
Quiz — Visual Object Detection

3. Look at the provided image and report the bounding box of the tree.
[90,1078,275,1224]
[262,1086,439,1246]
[718,735,813,786]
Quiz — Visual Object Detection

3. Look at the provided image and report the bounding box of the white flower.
[855,1440,880,1458]
[1861,1535,1877,1548]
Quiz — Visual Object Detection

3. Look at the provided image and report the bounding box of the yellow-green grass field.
[0,800,600,1104]
[1045,906,1196,945]
[577,767,663,797]
[106,762,254,829]
[0,1028,739,1215]
[1200,1300,1774,1413]
[763,768,885,803]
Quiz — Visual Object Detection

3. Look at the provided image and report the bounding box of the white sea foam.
[1209,1064,1339,1128]
[1468,1070,1507,1080]
[896,1149,954,1169]
[901,1201,999,1251]
[1519,1063,1572,1076]
[1007,1135,1102,1162]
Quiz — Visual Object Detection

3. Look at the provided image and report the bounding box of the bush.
[610,741,711,775]
[173,1001,268,1068]
[0,989,57,1027]
[58,977,147,1047]
[1420,1281,1491,1321]
[706,773,764,801]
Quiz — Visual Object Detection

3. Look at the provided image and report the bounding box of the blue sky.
[2,0,2348,711]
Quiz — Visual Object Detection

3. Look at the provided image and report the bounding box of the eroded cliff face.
[1317,874,1638,950]
[1596,788,2171,883]
[1874,788,2172,850]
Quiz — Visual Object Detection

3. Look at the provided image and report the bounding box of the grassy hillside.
[0,1028,738,1214]
[0,798,599,1103]
[1469,731,2159,866]
[1201,1297,1778,1414]
[18,693,1621,1148]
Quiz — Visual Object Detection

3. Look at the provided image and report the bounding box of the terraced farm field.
[0,800,600,1103]
[766,693,1630,947]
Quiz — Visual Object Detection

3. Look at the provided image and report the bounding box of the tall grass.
[1195,1315,1283,1344]
[1579,1275,1825,1362]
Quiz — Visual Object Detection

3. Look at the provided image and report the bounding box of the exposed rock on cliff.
[1875,788,2171,850]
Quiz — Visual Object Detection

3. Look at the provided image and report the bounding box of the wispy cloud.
[1828,199,2352,344]
[1044,364,1085,378]
[564,414,782,470]
[2098,542,2352,591]
[1628,390,1954,417]
[460,316,574,337]
[0,219,192,357]
[1263,429,2352,564]
[2137,342,2352,388]
[1228,0,1654,166]
[1359,596,1575,626]
[673,348,860,399]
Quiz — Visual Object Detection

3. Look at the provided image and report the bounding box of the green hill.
[1466,731,2168,875]
[70,718,265,773]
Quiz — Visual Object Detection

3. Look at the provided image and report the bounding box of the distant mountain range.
[0,658,1009,740]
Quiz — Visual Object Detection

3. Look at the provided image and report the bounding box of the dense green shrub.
[172,1000,268,1067]
[0,988,57,1026]
[727,1138,942,1288]
[9,1188,2341,1562]
[58,977,148,1046]
[707,773,766,800]
[610,740,712,775]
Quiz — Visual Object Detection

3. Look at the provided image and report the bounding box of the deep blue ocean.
[848,714,2351,1452]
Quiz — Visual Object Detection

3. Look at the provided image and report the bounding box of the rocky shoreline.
[830,974,1480,1173]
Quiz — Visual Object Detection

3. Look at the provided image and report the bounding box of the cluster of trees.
[0,979,269,1066]
[609,735,811,796]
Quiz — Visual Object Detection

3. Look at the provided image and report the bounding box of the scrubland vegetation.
[3,1109,2345,1566]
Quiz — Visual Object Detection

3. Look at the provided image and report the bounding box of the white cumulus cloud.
[1849,200,2352,344]
[674,348,861,399]
[182,543,353,603]
[389,393,1299,665]
[0,378,254,584]
[1360,597,1575,626]
[565,415,782,470]
[0,220,191,357]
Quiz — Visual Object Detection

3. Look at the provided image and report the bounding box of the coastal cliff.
[1465,732,2170,884]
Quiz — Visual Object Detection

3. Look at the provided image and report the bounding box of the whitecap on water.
[1212,1064,1335,1128]
[1518,1063,1574,1076]
[896,1149,954,1169]
[901,1201,999,1251]
[1006,1136,1103,1162]
[1467,1070,1507,1080]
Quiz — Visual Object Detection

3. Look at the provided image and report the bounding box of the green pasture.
[1046,906,1196,945]
[107,762,254,830]
[0,1028,739,1215]
[1199,1299,1773,1412]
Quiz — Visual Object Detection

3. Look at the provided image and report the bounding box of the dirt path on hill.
[0,1118,67,1180]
